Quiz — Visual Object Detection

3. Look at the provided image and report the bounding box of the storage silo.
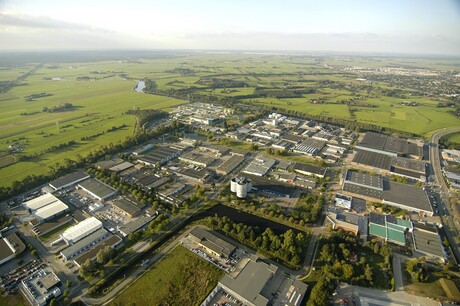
[236,180,248,198]
[230,178,238,193]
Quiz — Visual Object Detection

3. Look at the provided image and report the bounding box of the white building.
[60,217,103,245]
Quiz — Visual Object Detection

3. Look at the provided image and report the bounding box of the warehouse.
[293,139,326,156]
[242,155,276,177]
[179,151,215,167]
[136,147,182,167]
[189,227,236,258]
[175,167,212,183]
[342,170,433,216]
[292,162,326,178]
[412,223,445,261]
[352,150,392,170]
[356,132,422,158]
[219,255,280,306]
[271,140,293,151]
[117,215,155,237]
[216,154,245,175]
[0,237,16,266]
[31,215,74,237]
[112,198,142,217]
[49,171,90,191]
[368,212,412,246]
[108,161,134,173]
[60,228,109,261]
[23,193,69,222]
[74,235,123,266]
[281,133,304,144]
[60,216,103,245]
[78,178,117,201]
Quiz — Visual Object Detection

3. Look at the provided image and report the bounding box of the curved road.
[429,126,460,263]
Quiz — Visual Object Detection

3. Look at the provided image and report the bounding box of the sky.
[1,0,460,55]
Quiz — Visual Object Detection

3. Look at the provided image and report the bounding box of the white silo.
[236,180,248,198]
[230,178,238,193]
[246,178,252,191]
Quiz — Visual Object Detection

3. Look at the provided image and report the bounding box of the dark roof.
[112,198,142,216]
[344,170,383,190]
[281,133,305,144]
[118,215,154,236]
[390,167,423,179]
[359,132,387,150]
[0,238,15,261]
[293,162,326,176]
[33,215,73,235]
[413,226,444,258]
[178,167,210,180]
[369,212,385,226]
[384,181,432,212]
[343,182,384,199]
[353,150,392,170]
[358,132,422,157]
[74,235,122,266]
[216,154,245,174]
[190,227,236,258]
[391,158,426,174]
[246,174,299,197]
[49,171,90,189]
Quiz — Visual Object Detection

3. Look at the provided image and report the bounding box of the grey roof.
[281,133,304,144]
[74,235,122,266]
[369,212,385,226]
[344,170,383,190]
[49,171,90,189]
[384,181,432,212]
[391,158,426,174]
[78,178,117,199]
[220,258,277,306]
[243,156,276,176]
[190,227,236,258]
[293,162,326,176]
[112,198,141,216]
[0,238,15,261]
[246,174,298,197]
[108,161,134,173]
[216,154,245,174]
[285,280,308,306]
[60,228,108,259]
[412,225,445,258]
[358,132,422,157]
[353,150,392,170]
[179,152,215,166]
[359,132,387,150]
[118,215,154,236]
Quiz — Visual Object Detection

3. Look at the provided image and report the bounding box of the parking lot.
[207,289,243,306]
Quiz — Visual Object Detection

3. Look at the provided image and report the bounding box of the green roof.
[369,224,386,239]
[387,228,406,245]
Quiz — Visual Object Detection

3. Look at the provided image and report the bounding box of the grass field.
[0,52,459,187]
[110,245,223,306]
[0,293,27,306]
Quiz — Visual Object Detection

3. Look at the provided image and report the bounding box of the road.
[392,254,404,291]
[429,127,460,263]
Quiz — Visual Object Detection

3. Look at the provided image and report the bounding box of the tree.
[66,280,72,288]
[49,299,57,306]
[364,264,373,283]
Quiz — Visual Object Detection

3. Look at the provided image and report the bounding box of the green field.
[110,245,223,306]
[0,293,27,306]
[0,52,459,187]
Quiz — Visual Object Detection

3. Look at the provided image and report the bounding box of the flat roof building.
[49,171,90,191]
[0,237,16,266]
[19,267,61,306]
[412,223,445,261]
[60,228,109,261]
[23,193,69,222]
[216,154,245,175]
[368,212,412,246]
[112,198,142,218]
[246,174,298,198]
[74,235,123,266]
[293,139,326,156]
[137,147,182,167]
[242,155,276,177]
[292,162,327,178]
[117,215,154,237]
[78,178,117,201]
[108,161,134,173]
[179,152,215,167]
[189,227,236,258]
[219,256,279,306]
[60,217,103,245]
[356,132,422,158]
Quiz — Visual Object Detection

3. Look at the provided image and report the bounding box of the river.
[134,80,145,93]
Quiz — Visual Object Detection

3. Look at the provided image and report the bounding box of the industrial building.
[19,267,61,306]
[136,147,182,167]
[48,171,90,191]
[179,151,215,167]
[246,174,298,198]
[218,255,287,306]
[412,223,446,261]
[242,155,276,177]
[293,138,326,156]
[355,132,422,158]
[175,167,213,184]
[216,154,245,175]
[112,198,143,218]
[78,178,117,201]
[0,237,18,266]
[342,170,433,216]
[230,177,252,198]
[60,217,103,245]
[23,193,69,222]
[292,162,327,178]
[60,228,109,261]
[117,215,155,237]
[326,209,368,238]
[368,212,412,246]
[334,193,352,210]
[74,235,123,267]
[31,215,73,237]
[189,227,236,258]
[108,161,134,173]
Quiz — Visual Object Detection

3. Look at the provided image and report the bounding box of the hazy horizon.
[1,0,460,55]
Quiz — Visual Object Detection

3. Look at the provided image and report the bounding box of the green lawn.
[109,245,224,306]
[0,293,27,306]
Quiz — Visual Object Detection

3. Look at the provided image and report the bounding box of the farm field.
[0,51,459,187]
[109,245,223,306]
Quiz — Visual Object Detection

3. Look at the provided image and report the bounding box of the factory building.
[136,146,182,167]
[412,223,446,262]
[230,177,252,198]
[292,162,327,178]
[355,132,422,158]
[60,217,103,245]
[48,171,90,191]
[242,155,276,177]
[78,178,117,202]
[216,154,245,175]
[60,228,109,261]
[368,212,412,246]
[23,193,69,222]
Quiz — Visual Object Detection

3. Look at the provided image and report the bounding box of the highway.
[429,126,460,263]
